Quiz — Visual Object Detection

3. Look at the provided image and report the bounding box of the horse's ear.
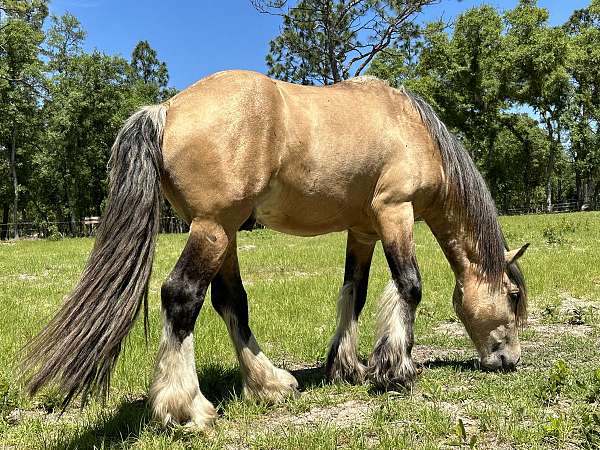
[505,243,530,265]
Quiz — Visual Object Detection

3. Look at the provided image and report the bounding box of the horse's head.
[453,244,529,371]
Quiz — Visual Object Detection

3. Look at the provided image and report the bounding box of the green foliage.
[368,0,600,212]
[580,409,600,448]
[259,0,433,84]
[449,418,477,448]
[0,5,177,236]
[586,369,600,403]
[542,219,577,244]
[537,360,571,405]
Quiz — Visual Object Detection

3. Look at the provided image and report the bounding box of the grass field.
[1,212,599,449]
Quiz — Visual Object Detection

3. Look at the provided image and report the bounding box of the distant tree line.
[0,0,176,239]
[259,0,600,213]
[2,0,598,240]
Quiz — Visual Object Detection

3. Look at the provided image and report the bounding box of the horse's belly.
[254,181,359,236]
[255,201,348,236]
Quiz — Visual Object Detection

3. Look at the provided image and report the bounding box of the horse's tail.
[21,104,167,406]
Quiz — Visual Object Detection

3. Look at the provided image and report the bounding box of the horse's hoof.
[326,360,367,385]
[243,368,299,404]
[150,388,217,429]
[368,356,417,390]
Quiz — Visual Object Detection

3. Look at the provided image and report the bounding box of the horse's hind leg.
[326,230,375,383]
[212,236,299,403]
[149,219,229,429]
[369,202,421,389]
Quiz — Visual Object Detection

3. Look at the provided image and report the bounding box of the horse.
[21,70,528,429]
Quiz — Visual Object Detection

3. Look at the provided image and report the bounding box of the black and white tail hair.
[21,104,166,405]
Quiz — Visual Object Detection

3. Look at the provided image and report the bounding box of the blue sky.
[50,0,590,90]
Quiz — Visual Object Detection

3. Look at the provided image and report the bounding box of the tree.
[370,6,519,199]
[503,0,571,211]
[564,1,600,208]
[0,0,48,238]
[255,0,437,84]
[367,2,558,210]
[42,14,132,227]
[128,40,175,104]
[414,6,507,187]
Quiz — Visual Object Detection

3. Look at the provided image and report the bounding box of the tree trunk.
[545,146,555,213]
[10,123,19,239]
[323,1,341,83]
[575,170,582,208]
[1,204,8,240]
[543,118,558,213]
[523,139,532,211]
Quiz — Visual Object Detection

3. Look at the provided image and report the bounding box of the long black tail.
[21,104,166,405]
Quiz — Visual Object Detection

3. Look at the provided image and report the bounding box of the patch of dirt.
[526,293,597,341]
[220,398,374,447]
[238,244,256,252]
[0,271,48,282]
[433,321,466,338]
[526,317,594,340]
[6,407,78,425]
[412,344,468,362]
[266,399,373,430]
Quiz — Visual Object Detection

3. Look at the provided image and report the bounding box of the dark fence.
[1,216,189,240]
[0,203,595,240]
[503,201,583,216]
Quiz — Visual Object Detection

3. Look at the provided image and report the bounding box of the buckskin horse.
[22,70,528,429]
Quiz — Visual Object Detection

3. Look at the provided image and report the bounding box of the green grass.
[1,212,599,449]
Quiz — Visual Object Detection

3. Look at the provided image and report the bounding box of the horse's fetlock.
[368,336,417,390]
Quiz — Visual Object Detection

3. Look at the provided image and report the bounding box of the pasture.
[0,212,599,449]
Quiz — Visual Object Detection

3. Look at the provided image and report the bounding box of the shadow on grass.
[50,398,151,450]
[48,364,241,449]
[419,357,479,371]
[49,358,478,448]
[198,363,243,406]
[291,364,327,390]
[199,362,329,404]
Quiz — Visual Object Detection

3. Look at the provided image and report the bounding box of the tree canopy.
[0,0,177,239]
[1,0,598,239]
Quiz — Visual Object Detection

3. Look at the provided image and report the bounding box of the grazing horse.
[22,70,528,429]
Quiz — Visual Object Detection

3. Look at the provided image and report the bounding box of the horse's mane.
[402,88,527,323]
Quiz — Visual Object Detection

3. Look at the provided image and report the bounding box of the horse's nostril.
[500,353,518,371]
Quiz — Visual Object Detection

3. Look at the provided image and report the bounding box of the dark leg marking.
[369,241,422,390]
[326,232,375,384]
[149,220,228,428]
[211,239,298,403]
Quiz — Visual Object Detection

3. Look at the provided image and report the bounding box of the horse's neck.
[421,203,477,283]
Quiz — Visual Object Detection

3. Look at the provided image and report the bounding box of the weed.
[580,409,600,449]
[542,219,577,244]
[586,369,600,403]
[542,413,573,444]
[537,360,571,405]
[449,418,477,448]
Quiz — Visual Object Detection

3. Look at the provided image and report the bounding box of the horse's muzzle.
[480,350,521,372]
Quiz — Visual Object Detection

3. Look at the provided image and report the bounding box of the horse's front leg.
[326,230,375,384]
[149,219,229,429]
[211,236,298,403]
[370,202,422,389]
